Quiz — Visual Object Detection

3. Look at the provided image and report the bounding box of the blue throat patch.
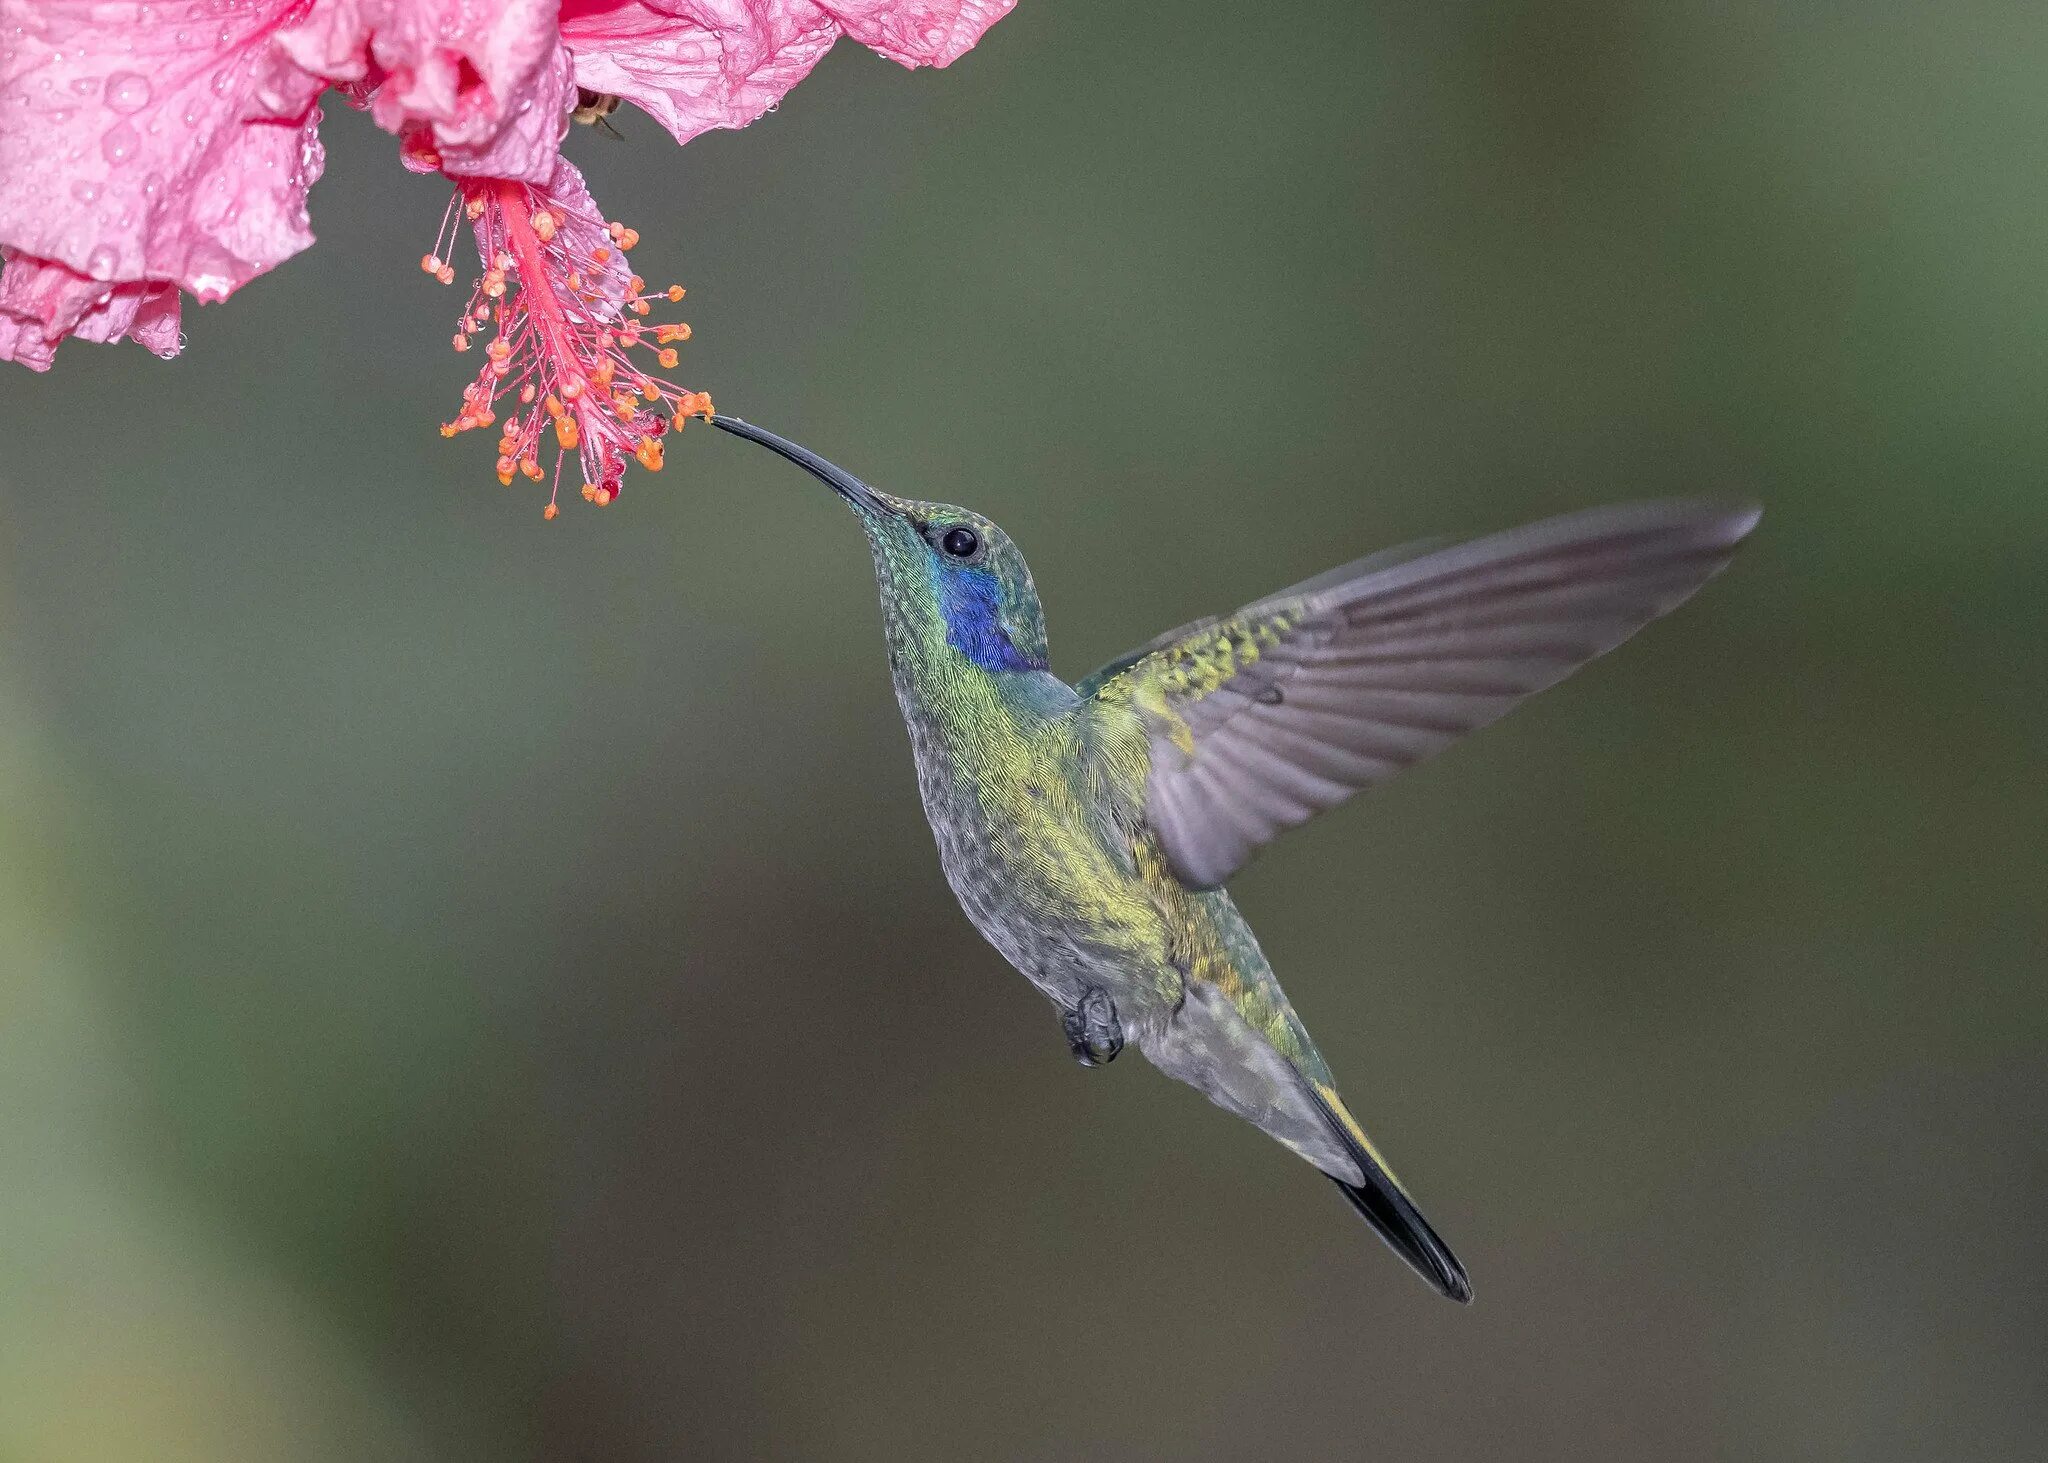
[940,568,1042,673]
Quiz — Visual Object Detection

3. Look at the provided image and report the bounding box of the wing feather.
[1085,499,1759,888]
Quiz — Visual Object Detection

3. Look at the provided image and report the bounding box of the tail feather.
[1306,1084,1473,1303]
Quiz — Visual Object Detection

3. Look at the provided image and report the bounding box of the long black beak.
[712,415,888,516]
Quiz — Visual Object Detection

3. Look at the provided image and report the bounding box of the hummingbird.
[713,414,1758,1302]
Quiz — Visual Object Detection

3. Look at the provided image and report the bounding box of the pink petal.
[816,0,1017,68]
[0,0,326,321]
[559,0,1019,148]
[0,249,182,371]
[276,0,576,183]
[561,1,841,146]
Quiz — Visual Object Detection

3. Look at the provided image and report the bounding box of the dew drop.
[71,179,101,204]
[69,75,99,96]
[86,244,118,279]
[101,119,139,164]
[104,70,151,113]
[211,67,231,95]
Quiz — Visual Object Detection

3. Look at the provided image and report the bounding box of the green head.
[713,416,1050,675]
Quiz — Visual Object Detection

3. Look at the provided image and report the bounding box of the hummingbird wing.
[1081,499,1759,889]
[1140,978,1472,1301]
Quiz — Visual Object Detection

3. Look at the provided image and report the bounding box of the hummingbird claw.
[1063,986,1124,1067]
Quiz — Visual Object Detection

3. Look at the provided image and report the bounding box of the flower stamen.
[431,172,710,517]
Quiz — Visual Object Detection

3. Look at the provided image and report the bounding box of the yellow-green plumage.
[714,414,1760,1302]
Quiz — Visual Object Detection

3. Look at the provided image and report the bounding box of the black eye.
[940,526,981,559]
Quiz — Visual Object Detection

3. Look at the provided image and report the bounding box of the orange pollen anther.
[428,178,708,514]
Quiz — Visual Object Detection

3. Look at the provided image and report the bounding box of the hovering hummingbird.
[712,414,1758,1302]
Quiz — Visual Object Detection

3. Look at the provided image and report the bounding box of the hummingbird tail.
[1307,1085,1473,1304]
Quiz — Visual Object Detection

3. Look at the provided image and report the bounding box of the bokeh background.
[4,2,2046,1459]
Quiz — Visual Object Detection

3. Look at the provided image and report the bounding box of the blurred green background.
[3,1,2046,1458]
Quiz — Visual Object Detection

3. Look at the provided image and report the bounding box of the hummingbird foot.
[1063,986,1124,1067]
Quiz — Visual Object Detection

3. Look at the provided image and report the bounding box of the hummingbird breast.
[891,671,1180,1018]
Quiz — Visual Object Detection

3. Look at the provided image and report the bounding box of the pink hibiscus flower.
[0,0,1014,512]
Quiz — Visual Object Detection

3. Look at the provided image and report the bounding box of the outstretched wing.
[1083,500,1760,889]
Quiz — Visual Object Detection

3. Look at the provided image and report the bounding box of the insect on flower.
[572,90,626,140]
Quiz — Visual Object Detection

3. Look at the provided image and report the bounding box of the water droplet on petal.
[70,75,99,96]
[71,179,101,203]
[104,70,150,113]
[86,245,118,279]
[211,67,232,95]
[101,119,139,164]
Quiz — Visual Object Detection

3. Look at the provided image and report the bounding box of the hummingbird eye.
[937,525,982,560]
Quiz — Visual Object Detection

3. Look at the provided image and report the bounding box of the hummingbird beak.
[711,415,889,517]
